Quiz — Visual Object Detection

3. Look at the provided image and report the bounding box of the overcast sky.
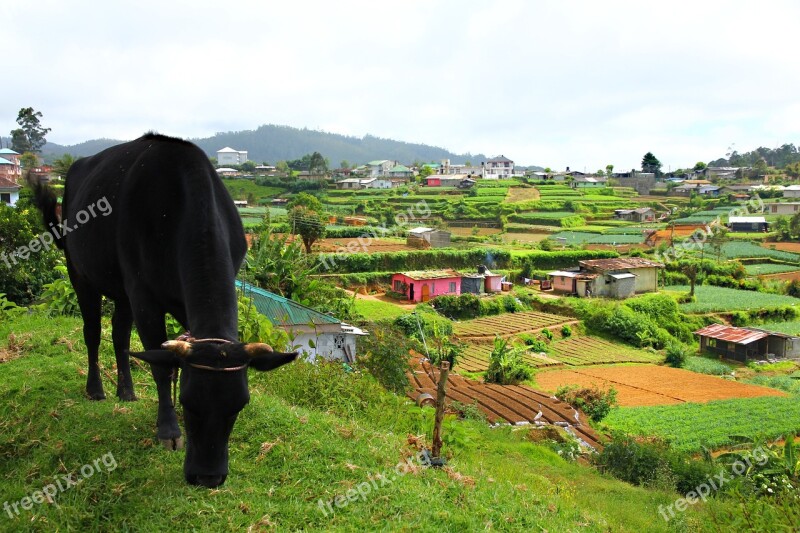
[3,1,798,170]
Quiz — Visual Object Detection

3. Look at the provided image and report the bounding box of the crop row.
[548,337,662,365]
[667,285,800,313]
[453,311,573,337]
[604,396,800,451]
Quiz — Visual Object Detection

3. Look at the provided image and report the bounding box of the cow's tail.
[25,171,65,250]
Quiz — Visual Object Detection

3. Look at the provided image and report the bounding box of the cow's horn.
[243,343,274,356]
[161,340,192,356]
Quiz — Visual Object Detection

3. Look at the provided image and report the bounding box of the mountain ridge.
[36,124,541,169]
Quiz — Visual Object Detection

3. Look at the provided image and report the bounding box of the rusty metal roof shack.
[691,323,800,362]
[694,324,769,344]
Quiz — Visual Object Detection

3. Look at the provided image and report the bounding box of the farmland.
[459,343,562,373]
[534,365,787,407]
[604,397,800,451]
[667,285,800,313]
[547,337,663,366]
[452,311,576,338]
[743,263,800,276]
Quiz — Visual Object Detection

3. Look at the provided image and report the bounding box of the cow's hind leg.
[131,300,182,450]
[72,278,105,400]
[112,301,137,401]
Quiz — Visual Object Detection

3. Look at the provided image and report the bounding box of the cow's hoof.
[117,390,138,402]
[160,437,184,451]
[87,391,106,401]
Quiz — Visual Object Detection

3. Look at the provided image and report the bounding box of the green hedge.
[512,249,619,276]
[316,248,513,273]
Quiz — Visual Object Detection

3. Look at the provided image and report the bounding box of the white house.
[783,185,800,198]
[0,175,21,206]
[217,147,249,166]
[237,281,367,363]
[366,160,396,177]
[483,155,514,178]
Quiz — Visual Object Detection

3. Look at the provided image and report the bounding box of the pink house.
[391,270,462,302]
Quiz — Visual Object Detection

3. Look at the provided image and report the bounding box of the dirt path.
[343,290,417,309]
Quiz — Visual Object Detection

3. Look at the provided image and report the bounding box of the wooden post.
[431,360,450,459]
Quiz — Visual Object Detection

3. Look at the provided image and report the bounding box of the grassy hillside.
[0,312,731,531]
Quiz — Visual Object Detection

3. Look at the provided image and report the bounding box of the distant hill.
[37,124,536,168]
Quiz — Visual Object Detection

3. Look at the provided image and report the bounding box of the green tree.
[308,151,328,173]
[418,165,433,179]
[275,160,289,174]
[19,152,39,170]
[708,228,728,262]
[339,160,350,170]
[605,164,614,177]
[288,205,325,253]
[52,154,78,179]
[286,191,323,212]
[641,152,662,175]
[240,160,256,172]
[693,161,707,172]
[10,107,51,153]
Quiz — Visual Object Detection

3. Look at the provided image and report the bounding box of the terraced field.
[453,311,576,338]
[459,343,561,373]
[548,337,663,366]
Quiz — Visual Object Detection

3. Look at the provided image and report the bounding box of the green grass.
[757,320,800,335]
[666,285,800,313]
[221,179,285,202]
[603,396,800,452]
[683,356,735,376]
[704,242,800,263]
[0,312,718,531]
[353,298,410,321]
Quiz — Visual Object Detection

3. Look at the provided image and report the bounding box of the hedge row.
[315,248,513,273]
[512,249,619,276]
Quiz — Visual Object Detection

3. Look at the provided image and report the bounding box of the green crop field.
[703,242,800,263]
[548,337,663,366]
[604,396,800,451]
[757,320,800,335]
[353,298,410,321]
[666,285,800,313]
[744,263,800,276]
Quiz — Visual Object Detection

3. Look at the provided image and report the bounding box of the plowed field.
[535,365,788,407]
[407,358,601,449]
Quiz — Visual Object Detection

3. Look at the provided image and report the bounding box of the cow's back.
[64,134,246,322]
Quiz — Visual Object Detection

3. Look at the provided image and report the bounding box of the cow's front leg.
[151,364,183,450]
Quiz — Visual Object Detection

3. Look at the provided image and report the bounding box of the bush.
[593,434,718,494]
[664,341,691,368]
[560,324,572,337]
[555,384,618,422]
[485,336,532,385]
[541,328,554,341]
[356,322,412,394]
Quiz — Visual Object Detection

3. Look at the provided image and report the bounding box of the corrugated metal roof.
[236,280,340,326]
[579,258,664,271]
[693,324,768,344]
[729,216,766,223]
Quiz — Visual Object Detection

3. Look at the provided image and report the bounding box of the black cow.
[31,133,296,487]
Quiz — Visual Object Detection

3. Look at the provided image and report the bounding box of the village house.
[366,160,397,177]
[483,155,514,178]
[237,281,367,363]
[548,257,663,299]
[703,166,740,180]
[0,149,21,179]
[766,202,800,216]
[613,207,656,223]
[728,216,769,232]
[694,324,800,362]
[0,175,21,206]
[216,147,249,166]
[388,164,414,179]
[296,171,328,182]
[571,176,607,189]
[423,175,475,188]
[783,185,800,198]
[392,270,462,302]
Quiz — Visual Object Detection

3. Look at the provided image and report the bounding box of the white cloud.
[2,0,798,169]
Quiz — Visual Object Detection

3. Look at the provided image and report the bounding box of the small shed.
[728,216,768,232]
[694,324,800,362]
[392,270,462,302]
[407,227,451,249]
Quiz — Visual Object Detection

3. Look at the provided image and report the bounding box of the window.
[0,193,10,204]
[333,335,346,350]
[449,282,456,293]
[394,280,404,292]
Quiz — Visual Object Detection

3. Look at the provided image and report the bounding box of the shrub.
[560,324,572,337]
[356,322,412,394]
[541,328,554,341]
[0,293,25,318]
[664,341,691,368]
[555,384,618,422]
[485,336,532,385]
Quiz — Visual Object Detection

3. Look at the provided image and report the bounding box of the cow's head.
[132,339,297,488]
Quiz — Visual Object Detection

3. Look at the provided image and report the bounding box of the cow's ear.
[245,344,299,372]
[130,349,179,367]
